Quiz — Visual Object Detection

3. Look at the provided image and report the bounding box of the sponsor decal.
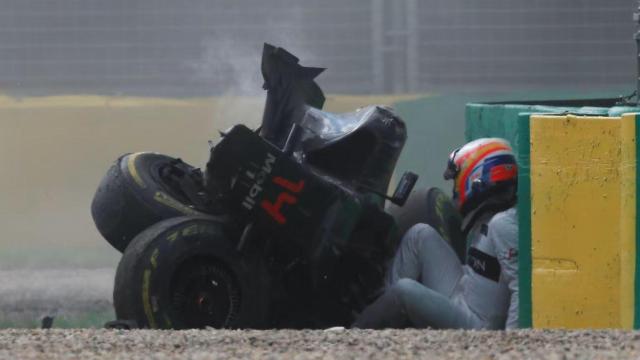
[261,176,305,225]
[467,247,501,282]
[150,248,159,269]
[242,152,277,210]
[142,269,157,328]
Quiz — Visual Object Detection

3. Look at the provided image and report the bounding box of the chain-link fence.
[0,0,635,96]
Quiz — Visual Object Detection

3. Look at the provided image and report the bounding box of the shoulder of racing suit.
[488,207,518,274]
[466,207,518,282]
[487,207,517,236]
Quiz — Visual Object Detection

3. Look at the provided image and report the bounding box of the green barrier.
[516,113,532,328]
[465,103,615,153]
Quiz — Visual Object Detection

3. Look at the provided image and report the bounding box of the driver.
[353,138,519,330]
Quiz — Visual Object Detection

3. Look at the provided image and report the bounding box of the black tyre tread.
[386,187,465,261]
[114,216,269,329]
[114,217,199,322]
[91,152,207,252]
[386,187,432,239]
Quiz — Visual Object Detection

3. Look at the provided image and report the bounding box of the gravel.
[0,269,114,327]
[1,270,638,358]
[0,328,638,359]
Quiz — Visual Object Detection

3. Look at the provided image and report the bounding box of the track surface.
[0,328,638,359]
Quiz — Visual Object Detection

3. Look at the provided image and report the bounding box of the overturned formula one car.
[91,43,464,329]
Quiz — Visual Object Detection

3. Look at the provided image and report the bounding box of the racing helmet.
[443,138,517,216]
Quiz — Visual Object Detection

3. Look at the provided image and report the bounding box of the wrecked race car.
[91,43,464,329]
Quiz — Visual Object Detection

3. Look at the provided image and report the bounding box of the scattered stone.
[0,329,638,359]
[40,316,55,329]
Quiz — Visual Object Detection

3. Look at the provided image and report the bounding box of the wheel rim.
[155,160,216,213]
[155,161,195,205]
[170,258,241,328]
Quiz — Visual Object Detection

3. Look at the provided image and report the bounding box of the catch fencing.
[0,0,634,96]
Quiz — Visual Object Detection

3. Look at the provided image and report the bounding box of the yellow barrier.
[529,114,637,328]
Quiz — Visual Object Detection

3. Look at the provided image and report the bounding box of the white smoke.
[189,38,263,96]
[186,4,322,133]
[188,3,319,96]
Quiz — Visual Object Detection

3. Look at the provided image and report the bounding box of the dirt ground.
[1,269,639,359]
[0,328,638,359]
[0,269,114,328]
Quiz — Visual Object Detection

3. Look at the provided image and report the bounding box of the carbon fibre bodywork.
[102,43,415,329]
[206,122,400,326]
[197,44,411,326]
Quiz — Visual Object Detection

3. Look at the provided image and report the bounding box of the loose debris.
[0,328,638,359]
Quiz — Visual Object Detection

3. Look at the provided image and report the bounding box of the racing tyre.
[386,187,466,261]
[91,152,210,252]
[113,216,270,329]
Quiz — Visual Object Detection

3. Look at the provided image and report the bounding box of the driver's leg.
[387,224,463,297]
[352,278,480,329]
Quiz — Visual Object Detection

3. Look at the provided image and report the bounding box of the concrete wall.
[528,114,637,328]
[0,94,418,269]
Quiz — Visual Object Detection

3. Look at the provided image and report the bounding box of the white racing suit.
[353,207,518,329]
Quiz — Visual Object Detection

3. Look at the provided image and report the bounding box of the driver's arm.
[488,209,519,329]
